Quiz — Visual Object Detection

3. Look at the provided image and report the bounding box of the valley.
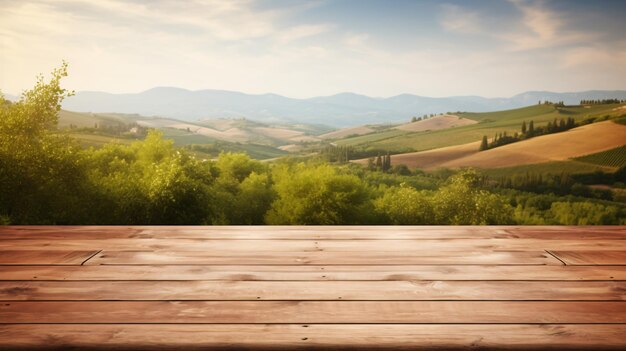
[57,99,626,174]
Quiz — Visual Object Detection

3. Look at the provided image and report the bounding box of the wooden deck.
[1,225,626,350]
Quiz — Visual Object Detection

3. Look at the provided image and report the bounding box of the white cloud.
[439,4,481,34]
[503,0,597,51]
[276,24,333,44]
[561,45,626,69]
[0,0,623,99]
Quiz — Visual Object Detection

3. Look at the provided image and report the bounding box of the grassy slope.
[478,160,612,177]
[354,120,626,171]
[58,110,142,128]
[69,133,135,147]
[438,120,626,169]
[58,110,291,159]
[394,114,477,132]
[573,145,626,168]
[338,104,625,153]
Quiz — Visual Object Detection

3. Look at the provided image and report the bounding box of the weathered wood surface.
[3,301,626,323]
[0,225,625,350]
[2,281,625,300]
[3,324,626,350]
[85,249,562,265]
[3,264,626,280]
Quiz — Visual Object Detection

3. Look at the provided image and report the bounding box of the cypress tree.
[479,135,489,151]
[383,153,391,172]
[521,121,527,134]
[375,154,382,170]
[528,120,534,135]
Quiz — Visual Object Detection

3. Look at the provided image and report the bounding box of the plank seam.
[81,250,102,266]
[545,250,567,265]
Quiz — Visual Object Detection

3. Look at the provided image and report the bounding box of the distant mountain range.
[27,88,626,127]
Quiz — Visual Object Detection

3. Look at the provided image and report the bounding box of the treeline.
[366,153,392,172]
[1,65,624,225]
[480,117,577,151]
[581,99,625,105]
[320,145,353,163]
[488,171,622,201]
[539,100,565,106]
[67,122,149,138]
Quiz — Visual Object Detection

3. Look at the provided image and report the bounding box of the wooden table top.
[1,225,625,350]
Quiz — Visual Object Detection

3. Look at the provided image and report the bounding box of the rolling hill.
[318,126,376,139]
[60,88,626,127]
[57,110,324,146]
[56,110,308,159]
[393,114,477,132]
[338,103,626,153]
[353,120,626,170]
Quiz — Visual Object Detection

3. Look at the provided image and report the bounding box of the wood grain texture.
[3,238,626,251]
[2,324,626,350]
[2,280,624,301]
[86,250,562,265]
[0,250,99,265]
[3,301,626,323]
[3,265,626,281]
[1,225,625,350]
[2,225,625,240]
[550,251,626,265]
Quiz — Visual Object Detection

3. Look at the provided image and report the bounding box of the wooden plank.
[1,281,624,301]
[4,225,623,232]
[0,250,99,265]
[3,265,626,281]
[0,227,509,240]
[2,324,626,350]
[2,225,624,240]
[3,238,626,251]
[551,251,626,265]
[2,301,625,323]
[86,250,562,265]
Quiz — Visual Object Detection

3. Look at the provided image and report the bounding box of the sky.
[1,0,625,98]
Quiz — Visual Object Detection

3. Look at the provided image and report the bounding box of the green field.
[58,110,141,128]
[70,130,287,160]
[478,160,613,178]
[574,146,626,168]
[69,133,135,147]
[336,104,625,153]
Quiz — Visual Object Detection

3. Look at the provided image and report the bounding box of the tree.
[0,62,88,223]
[528,120,535,135]
[432,169,513,224]
[265,163,372,224]
[479,135,489,151]
[381,153,391,172]
[411,116,417,122]
[375,154,382,170]
[374,184,433,224]
[86,131,218,224]
[521,121,527,134]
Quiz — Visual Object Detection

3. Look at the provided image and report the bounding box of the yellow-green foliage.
[374,185,434,224]
[432,170,514,224]
[266,163,372,224]
[1,65,624,225]
[550,202,622,225]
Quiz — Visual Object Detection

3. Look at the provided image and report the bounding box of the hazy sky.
[1,0,625,98]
